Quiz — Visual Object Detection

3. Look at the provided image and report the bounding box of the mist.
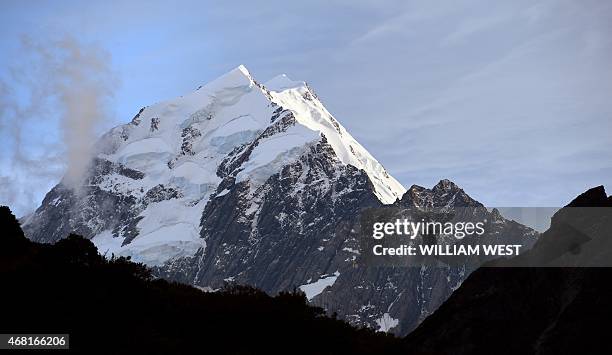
[0,35,117,216]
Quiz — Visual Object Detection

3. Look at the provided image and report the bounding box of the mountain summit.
[24,65,404,265]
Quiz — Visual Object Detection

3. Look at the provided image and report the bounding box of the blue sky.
[1,0,611,216]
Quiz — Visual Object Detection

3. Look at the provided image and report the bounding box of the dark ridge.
[0,205,29,256]
[399,179,482,208]
[566,185,609,207]
[0,205,400,354]
[402,186,612,354]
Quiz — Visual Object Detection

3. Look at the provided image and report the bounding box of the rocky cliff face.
[23,65,536,335]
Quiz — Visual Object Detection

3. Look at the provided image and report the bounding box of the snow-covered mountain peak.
[28,65,406,265]
[110,62,407,207]
[124,64,406,204]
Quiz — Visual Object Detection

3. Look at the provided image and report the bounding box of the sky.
[1,0,611,217]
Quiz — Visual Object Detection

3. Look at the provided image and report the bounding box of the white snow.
[235,126,318,185]
[205,64,253,92]
[172,161,219,185]
[194,286,217,293]
[265,74,306,91]
[92,198,207,266]
[91,230,124,258]
[375,313,399,332]
[216,189,230,197]
[50,196,61,206]
[115,138,174,174]
[299,271,340,301]
[342,247,360,254]
[210,114,260,138]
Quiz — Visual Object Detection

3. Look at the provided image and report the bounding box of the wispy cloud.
[0,35,118,215]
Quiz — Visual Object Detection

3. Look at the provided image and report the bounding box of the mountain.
[23,65,403,263]
[402,186,612,354]
[22,65,536,335]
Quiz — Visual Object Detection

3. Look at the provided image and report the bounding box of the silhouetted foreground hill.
[0,206,399,354]
[5,185,611,354]
[403,186,612,355]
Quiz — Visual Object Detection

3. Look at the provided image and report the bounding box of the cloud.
[0,35,117,216]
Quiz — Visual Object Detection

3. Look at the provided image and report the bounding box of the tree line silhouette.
[0,205,400,354]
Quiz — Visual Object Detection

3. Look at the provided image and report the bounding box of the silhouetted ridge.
[566,185,610,207]
[0,205,29,255]
[0,205,399,354]
[402,186,612,354]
